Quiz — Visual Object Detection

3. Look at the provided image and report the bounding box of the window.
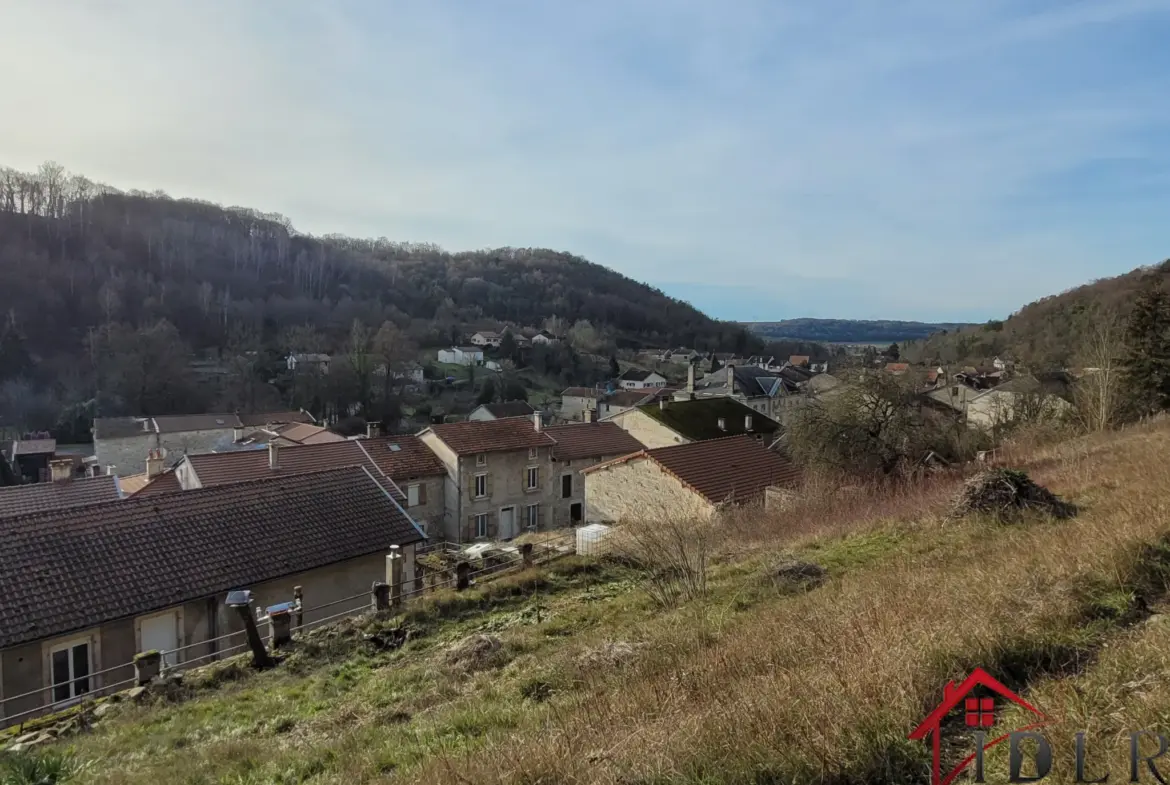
[50,640,91,703]
[526,504,539,530]
[561,474,573,499]
[965,697,995,727]
[717,417,727,431]
[474,473,487,498]
[526,466,540,490]
[475,513,489,538]
[407,483,420,507]
[476,453,487,467]
[528,447,539,460]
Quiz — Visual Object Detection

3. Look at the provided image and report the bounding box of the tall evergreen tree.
[1122,277,1170,414]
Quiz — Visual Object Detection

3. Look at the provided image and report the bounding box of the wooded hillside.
[904,260,1170,369]
[746,318,973,344]
[0,162,763,436]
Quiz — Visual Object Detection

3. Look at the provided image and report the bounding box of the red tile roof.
[0,466,423,649]
[361,435,447,479]
[885,363,910,373]
[544,422,645,461]
[183,441,404,500]
[585,435,799,506]
[425,418,556,455]
[0,475,123,519]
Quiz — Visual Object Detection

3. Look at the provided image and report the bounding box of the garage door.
[140,611,180,667]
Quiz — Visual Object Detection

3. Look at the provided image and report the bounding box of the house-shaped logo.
[909,667,1049,785]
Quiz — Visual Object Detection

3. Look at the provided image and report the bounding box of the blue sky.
[3,1,1169,322]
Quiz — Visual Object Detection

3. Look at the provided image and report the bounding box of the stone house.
[418,414,560,542]
[468,401,536,422]
[436,346,484,366]
[531,330,560,345]
[0,466,423,727]
[604,397,781,449]
[470,331,502,348]
[5,436,57,483]
[618,368,668,389]
[92,411,313,476]
[597,388,675,419]
[543,422,645,525]
[285,353,331,374]
[582,435,800,524]
[678,364,803,421]
[559,387,600,421]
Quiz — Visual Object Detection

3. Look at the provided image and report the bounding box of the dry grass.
[35,421,1170,785]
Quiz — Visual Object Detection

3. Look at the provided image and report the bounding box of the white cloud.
[2,0,1169,319]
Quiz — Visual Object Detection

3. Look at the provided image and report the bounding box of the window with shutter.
[418,482,428,505]
[526,503,539,530]
[475,513,489,538]
[407,484,420,507]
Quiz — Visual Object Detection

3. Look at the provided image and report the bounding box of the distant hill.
[905,259,1170,369]
[745,318,973,344]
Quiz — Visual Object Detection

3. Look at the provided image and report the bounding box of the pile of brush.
[951,468,1077,522]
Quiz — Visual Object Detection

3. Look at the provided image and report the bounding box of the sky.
[2,0,1169,323]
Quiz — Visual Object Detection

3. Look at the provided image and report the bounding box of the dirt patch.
[950,468,1077,523]
[771,557,828,590]
[444,634,504,672]
[576,640,646,670]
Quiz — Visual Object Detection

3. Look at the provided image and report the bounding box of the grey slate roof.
[0,475,124,519]
[0,465,424,649]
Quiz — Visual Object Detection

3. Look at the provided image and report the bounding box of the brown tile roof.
[479,401,536,419]
[237,410,314,427]
[584,435,799,506]
[561,387,599,398]
[362,435,447,480]
[425,418,556,456]
[273,422,345,445]
[545,422,645,461]
[0,475,124,519]
[789,355,810,366]
[0,466,423,649]
[152,413,241,433]
[133,470,182,497]
[117,473,151,495]
[183,441,403,499]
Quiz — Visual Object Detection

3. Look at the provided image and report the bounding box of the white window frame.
[407,483,421,507]
[526,466,540,490]
[46,634,95,707]
[474,473,488,499]
[476,453,487,467]
[475,513,489,538]
[528,447,539,460]
[526,503,539,530]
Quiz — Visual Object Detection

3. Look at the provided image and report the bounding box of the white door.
[499,507,516,540]
[140,611,180,667]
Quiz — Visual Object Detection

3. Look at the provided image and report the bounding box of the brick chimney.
[583,408,593,424]
[268,442,280,471]
[146,448,165,479]
[49,458,73,483]
[367,421,381,439]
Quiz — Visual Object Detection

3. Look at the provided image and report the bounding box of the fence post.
[293,586,304,629]
[455,561,471,591]
[521,543,534,569]
[133,650,162,685]
[372,581,390,612]
[389,545,404,609]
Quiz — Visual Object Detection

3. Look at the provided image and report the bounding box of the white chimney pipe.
[583,408,593,423]
[745,415,753,431]
[268,442,280,470]
[532,412,542,432]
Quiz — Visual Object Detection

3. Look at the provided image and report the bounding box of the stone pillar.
[293,586,304,629]
[133,650,162,685]
[372,581,390,612]
[268,607,292,648]
[455,561,471,591]
[386,545,403,610]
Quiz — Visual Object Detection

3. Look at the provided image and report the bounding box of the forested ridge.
[746,318,974,344]
[0,162,761,437]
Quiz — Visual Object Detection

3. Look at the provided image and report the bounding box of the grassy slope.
[24,421,1170,784]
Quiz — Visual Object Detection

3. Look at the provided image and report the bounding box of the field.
[9,421,1170,784]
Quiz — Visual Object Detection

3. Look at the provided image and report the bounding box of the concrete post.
[521,543,534,569]
[455,561,471,591]
[268,608,292,648]
[386,545,403,609]
[293,586,304,629]
[372,581,390,612]
[133,650,162,685]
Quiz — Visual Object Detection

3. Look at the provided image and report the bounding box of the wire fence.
[0,533,576,733]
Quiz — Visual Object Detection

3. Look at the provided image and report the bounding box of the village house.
[358,435,448,537]
[582,435,800,524]
[543,421,645,526]
[468,401,537,422]
[618,368,668,389]
[605,396,781,449]
[531,330,560,345]
[885,362,911,375]
[285,353,331,374]
[597,387,675,419]
[3,434,57,483]
[559,387,600,421]
[470,331,503,348]
[0,462,123,517]
[678,363,804,422]
[436,346,484,366]
[418,414,560,542]
[92,411,313,476]
[0,466,423,726]
[789,355,810,368]
[926,376,1071,431]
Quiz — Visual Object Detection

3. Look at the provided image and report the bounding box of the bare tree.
[1072,309,1127,432]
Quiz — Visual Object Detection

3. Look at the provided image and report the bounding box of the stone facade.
[0,547,415,725]
[561,393,597,422]
[606,409,687,449]
[584,456,713,524]
[398,476,445,539]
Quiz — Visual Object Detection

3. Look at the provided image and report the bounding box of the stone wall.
[584,457,713,524]
[609,410,685,449]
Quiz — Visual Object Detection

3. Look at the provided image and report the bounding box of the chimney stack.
[268,442,280,471]
[146,448,165,479]
[659,399,667,411]
[106,464,116,476]
[49,458,73,483]
[717,417,727,431]
[367,421,381,439]
[583,407,593,424]
[745,415,753,431]
[532,412,542,432]
[686,363,695,395]
[726,364,735,390]
[233,426,244,443]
